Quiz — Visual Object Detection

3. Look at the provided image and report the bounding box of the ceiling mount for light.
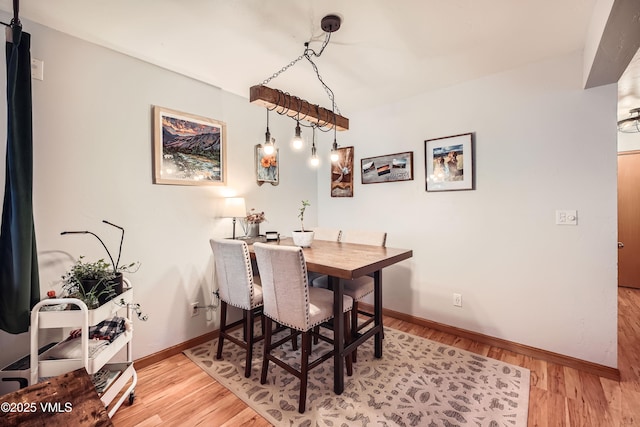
[321,14,342,33]
[618,107,640,133]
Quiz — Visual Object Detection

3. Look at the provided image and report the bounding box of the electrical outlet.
[453,293,462,307]
[190,302,199,317]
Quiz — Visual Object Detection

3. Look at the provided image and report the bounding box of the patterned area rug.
[183,327,530,426]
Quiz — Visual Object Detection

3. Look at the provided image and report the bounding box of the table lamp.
[221,197,246,239]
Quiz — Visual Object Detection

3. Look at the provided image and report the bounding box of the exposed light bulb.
[263,108,275,155]
[263,138,275,155]
[330,139,339,162]
[291,121,304,150]
[310,130,319,167]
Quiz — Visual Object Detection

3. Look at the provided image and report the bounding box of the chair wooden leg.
[242,309,248,342]
[344,312,353,377]
[299,330,311,413]
[291,329,298,351]
[216,301,227,360]
[245,308,255,378]
[313,326,320,344]
[260,317,273,385]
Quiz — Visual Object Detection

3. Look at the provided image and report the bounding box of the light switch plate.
[555,210,577,225]
[31,58,44,81]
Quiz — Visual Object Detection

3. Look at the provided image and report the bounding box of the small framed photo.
[153,106,226,186]
[255,144,279,185]
[361,151,414,184]
[331,146,354,197]
[425,133,474,192]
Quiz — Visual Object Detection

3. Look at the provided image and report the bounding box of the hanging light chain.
[259,53,306,86]
[257,32,340,116]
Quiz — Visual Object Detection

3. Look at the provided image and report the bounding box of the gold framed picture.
[152,106,226,186]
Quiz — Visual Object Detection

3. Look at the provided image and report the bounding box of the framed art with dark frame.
[153,106,226,186]
[425,133,474,192]
[361,151,414,184]
[255,144,279,186]
[331,146,354,197]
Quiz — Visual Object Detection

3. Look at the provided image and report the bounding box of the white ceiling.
[1,0,636,117]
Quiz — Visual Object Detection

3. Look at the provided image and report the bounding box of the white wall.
[0,16,619,391]
[0,19,321,389]
[319,52,618,367]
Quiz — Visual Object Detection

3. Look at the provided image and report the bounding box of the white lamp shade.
[221,197,246,218]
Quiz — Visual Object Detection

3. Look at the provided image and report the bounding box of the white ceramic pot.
[291,230,314,247]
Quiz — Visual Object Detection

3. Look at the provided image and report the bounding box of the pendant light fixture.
[310,126,319,167]
[330,138,339,162]
[291,120,304,150]
[618,107,640,133]
[250,14,349,165]
[263,108,275,155]
[329,84,340,162]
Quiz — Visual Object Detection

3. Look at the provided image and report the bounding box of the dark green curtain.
[0,24,39,334]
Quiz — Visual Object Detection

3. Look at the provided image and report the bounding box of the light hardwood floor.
[111,288,640,426]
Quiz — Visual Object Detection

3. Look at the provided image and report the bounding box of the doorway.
[618,150,640,288]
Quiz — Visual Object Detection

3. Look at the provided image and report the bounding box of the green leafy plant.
[61,257,117,309]
[61,256,139,309]
[60,220,140,309]
[298,200,310,232]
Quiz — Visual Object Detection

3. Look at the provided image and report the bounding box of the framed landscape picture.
[153,106,226,185]
[361,151,414,184]
[331,146,354,197]
[425,133,474,192]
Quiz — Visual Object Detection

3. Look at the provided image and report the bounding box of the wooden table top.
[249,238,413,280]
[0,368,113,426]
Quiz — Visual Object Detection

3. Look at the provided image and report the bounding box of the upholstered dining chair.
[253,242,353,414]
[339,230,387,362]
[310,227,342,242]
[210,238,265,378]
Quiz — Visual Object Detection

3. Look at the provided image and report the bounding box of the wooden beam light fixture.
[250,85,349,131]
[250,13,349,166]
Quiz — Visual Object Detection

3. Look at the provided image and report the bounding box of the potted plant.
[61,256,138,309]
[60,220,139,309]
[291,200,314,247]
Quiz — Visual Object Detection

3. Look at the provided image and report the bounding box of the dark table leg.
[330,275,344,394]
[374,270,383,358]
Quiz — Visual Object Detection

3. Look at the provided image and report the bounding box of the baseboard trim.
[359,303,621,381]
[134,306,620,381]
[134,330,219,370]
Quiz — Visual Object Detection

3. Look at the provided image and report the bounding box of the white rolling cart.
[28,278,137,417]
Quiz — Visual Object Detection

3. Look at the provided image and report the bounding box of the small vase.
[246,223,260,238]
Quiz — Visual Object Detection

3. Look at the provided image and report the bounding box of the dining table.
[249,237,413,394]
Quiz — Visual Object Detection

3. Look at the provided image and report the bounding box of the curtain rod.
[1,0,20,27]
[12,0,19,26]
[2,0,20,28]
